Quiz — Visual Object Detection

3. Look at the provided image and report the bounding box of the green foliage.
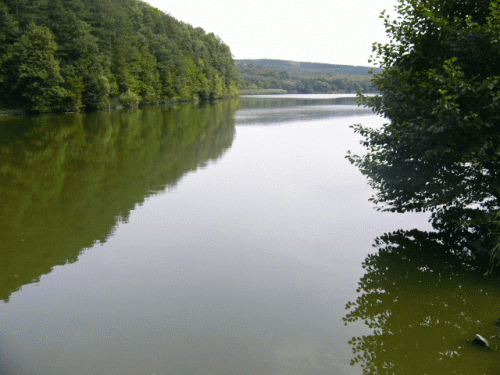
[83,75,110,109]
[4,23,71,112]
[236,59,378,94]
[118,89,140,108]
[0,0,239,113]
[348,0,500,259]
[0,2,20,53]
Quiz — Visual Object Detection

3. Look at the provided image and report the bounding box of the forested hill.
[237,59,378,76]
[236,59,380,94]
[0,0,239,113]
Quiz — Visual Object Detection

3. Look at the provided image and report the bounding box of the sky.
[143,0,400,67]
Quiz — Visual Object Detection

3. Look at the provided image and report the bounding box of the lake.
[1,95,499,374]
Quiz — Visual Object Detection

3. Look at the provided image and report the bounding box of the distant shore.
[238,89,289,95]
[238,89,362,95]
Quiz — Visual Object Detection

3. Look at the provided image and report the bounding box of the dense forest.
[0,0,239,112]
[236,59,379,94]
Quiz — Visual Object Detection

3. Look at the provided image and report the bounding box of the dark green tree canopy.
[348,0,500,245]
[0,0,239,113]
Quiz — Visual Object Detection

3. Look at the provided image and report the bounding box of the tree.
[348,0,500,253]
[5,23,70,112]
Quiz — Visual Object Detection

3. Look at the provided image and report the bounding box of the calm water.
[1,95,499,374]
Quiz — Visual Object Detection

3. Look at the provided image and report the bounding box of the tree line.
[0,0,239,113]
[236,59,378,94]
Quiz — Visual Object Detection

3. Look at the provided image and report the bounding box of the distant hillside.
[236,59,379,94]
[236,59,380,76]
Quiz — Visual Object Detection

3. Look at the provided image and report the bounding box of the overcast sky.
[142,0,399,67]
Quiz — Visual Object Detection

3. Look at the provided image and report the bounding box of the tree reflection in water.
[0,100,237,302]
[343,229,500,374]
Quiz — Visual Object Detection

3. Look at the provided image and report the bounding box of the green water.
[1,101,236,303]
[0,95,499,374]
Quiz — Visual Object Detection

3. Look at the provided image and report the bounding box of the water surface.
[1,95,497,374]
